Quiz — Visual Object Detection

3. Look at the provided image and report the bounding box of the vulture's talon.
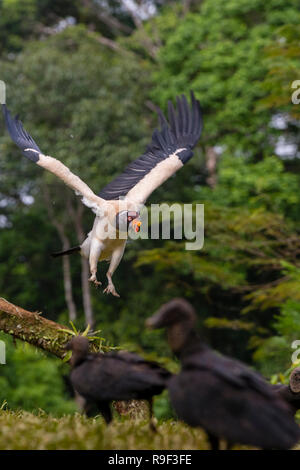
[103,284,120,297]
[89,276,101,287]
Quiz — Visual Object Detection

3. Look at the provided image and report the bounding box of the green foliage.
[153,390,175,421]
[251,264,300,376]
[0,0,81,54]
[0,207,66,313]
[0,0,38,52]
[252,336,291,376]
[0,332,76,415]
[149,0,300,157]
[200,155,300,219]
[259,24,300,119]
[275,299,300,340]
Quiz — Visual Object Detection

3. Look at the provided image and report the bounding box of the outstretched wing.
[99,91,203,205]
[2,105,106,215]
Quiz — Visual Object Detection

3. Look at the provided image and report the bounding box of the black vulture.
[66,336,171,428]
[146,298,300,450]
[273,367,300,416]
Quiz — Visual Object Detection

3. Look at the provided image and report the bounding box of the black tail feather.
[51,246,81,258]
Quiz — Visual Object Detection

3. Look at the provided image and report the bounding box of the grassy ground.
[1,410,299,450]
[0,411,209,450]
[0,410,299,450]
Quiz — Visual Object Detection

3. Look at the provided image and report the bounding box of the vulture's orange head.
[116,210,141,233]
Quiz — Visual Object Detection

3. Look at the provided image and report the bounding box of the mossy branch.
[0,297,73,358]
[0,297,148,418]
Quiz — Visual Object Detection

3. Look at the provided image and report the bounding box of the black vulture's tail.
[51,246,81,258]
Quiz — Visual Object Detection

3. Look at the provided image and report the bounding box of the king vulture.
[3,92,202,297]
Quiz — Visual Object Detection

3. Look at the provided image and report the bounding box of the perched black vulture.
[146,298,300,450]
[66,336,171,427]
[273,368,300,416]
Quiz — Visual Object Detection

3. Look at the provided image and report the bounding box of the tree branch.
[82,0,133,34]
[119,0,158,59]
[86,29,134,57]
[120,0,143,29]
[0,297,149,417]
[0,298,72,358]
[95,34,125,52]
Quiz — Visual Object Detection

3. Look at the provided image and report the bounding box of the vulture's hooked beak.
[127,211,141,233]
[132,219,142,233]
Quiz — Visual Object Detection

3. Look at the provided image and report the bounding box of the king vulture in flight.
[3,92,202,297]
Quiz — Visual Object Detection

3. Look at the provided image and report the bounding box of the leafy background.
[0,0,299,416]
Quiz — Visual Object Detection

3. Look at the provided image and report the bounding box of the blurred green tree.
[0,332,76,415]
[145,0,300,161]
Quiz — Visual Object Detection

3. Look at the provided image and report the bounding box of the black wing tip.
[2,103,17,123]
[149,91,203,158]
[157,107,168,129]
[3,105,22,129]
[99,92,203,200]
[2,104,42,161]
[166,91,203,148]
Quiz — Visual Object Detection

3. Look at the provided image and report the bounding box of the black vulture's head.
[146,298,197,353]
[146,298,196,329]
[65,336,90,367]
[290,367,300,394]
[115,210,141,233]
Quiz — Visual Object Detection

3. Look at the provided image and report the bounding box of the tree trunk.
[61,237,77,322]
[43,187,77,321]
[81,257,94,327]
[69,201,94,328]
[205,146,218,188]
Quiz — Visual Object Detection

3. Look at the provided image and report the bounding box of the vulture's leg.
[207,432,220,450]
[148,398,158,433]
[103,245,125,297]
[83,400,99,418]
[97,401,112,424]
[88,238,102,286]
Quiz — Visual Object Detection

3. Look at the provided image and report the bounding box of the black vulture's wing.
[74,352,170,401]
[184,349,274,398]
[2,105,106,214]
[108,350,172,379]
[99,91,203,205]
